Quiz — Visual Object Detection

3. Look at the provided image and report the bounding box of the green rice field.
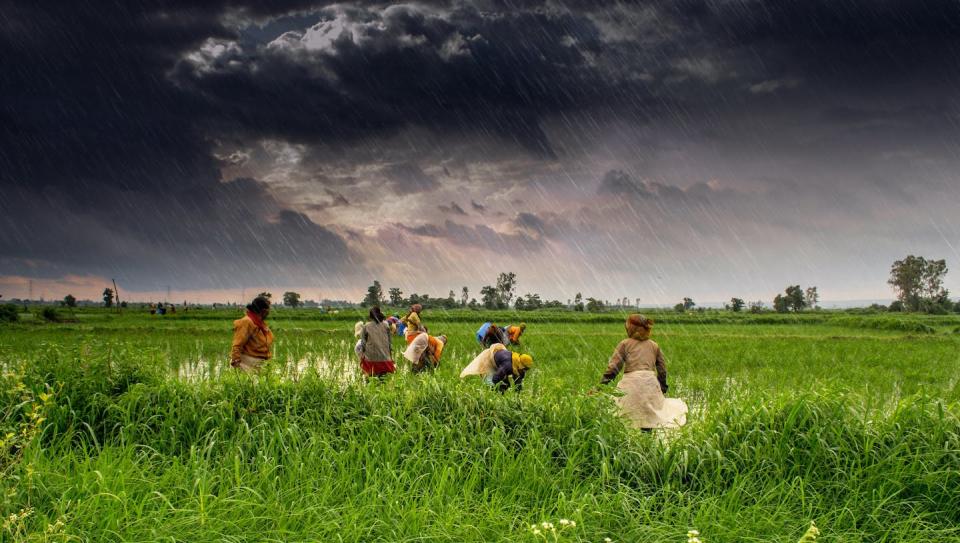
[2,308,959,542]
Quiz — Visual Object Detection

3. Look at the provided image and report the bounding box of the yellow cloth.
[231,315,274,362]
[403,311,423,338]
[511,352,533,376]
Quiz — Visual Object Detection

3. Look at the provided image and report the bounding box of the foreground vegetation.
[2,309,959,541]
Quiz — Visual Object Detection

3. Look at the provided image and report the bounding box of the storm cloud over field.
[2,1,959,302]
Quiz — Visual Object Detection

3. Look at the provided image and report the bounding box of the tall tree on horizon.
[388,287,404,306]
[283,291,302,307]
[496,272,517,307]
[362,280,384,307]
[480,285,498,309]
[889,256,948,311]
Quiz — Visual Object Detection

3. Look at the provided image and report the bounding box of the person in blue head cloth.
[476,321,508,348]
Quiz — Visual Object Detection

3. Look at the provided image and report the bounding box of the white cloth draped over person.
[600,314,687,429]
[403,332,447,373]
[461,343,533,393]
[460,343,508,378]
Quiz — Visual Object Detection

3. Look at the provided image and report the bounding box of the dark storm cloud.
[0,1,360,289]
[2,0,960,296]
[513,211,569,239]
[383,162,441,194]
[438,202,468,216]
[303,189,350,212]
[597,170,735,207]
[665,0,960,80]
[597,170,654,199]
[167,2,677,158]
[0,176,355,289]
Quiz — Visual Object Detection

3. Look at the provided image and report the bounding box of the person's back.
[489,349,532,392]
[477,322,506,347]
[506,323,526,344]
[361,321,392,362]
[598,314,684,429]
[359,318,395,378]
[610,337,661,374]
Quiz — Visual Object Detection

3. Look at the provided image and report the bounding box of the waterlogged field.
[2,309,959,542]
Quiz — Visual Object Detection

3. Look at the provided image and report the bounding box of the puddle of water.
[176,353,362,385]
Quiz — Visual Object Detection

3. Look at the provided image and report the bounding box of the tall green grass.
[2,311,960,541]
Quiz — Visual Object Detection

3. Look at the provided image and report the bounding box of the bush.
[39,307,61,322]
[0,304,19,323]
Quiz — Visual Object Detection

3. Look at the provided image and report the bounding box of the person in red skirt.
[357,306,395,379]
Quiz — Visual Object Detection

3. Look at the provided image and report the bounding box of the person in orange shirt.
[505,322,526,346]
[230,296,274,373]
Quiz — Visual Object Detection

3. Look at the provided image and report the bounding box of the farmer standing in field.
[596,314,686,430]
[357,306,395,379]
[402,303,425,344]
[460,343,533,393]
[230,296,274,373]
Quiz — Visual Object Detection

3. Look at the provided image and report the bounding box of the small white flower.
[688,538,702,543]
[688,530,700,537]
[559,519,570,526]
[569,521,576,528]
[604,538,613,543]
[533,529,541,536]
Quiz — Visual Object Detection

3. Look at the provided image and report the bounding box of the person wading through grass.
[402,303,425,344]
[596,314,687,430]
[357,306,396,379]
[460,343,533,393]
[230,296,274,373]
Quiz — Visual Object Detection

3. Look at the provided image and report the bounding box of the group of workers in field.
[231,296,686,430]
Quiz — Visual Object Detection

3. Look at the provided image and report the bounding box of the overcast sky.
[2,1,960,304]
